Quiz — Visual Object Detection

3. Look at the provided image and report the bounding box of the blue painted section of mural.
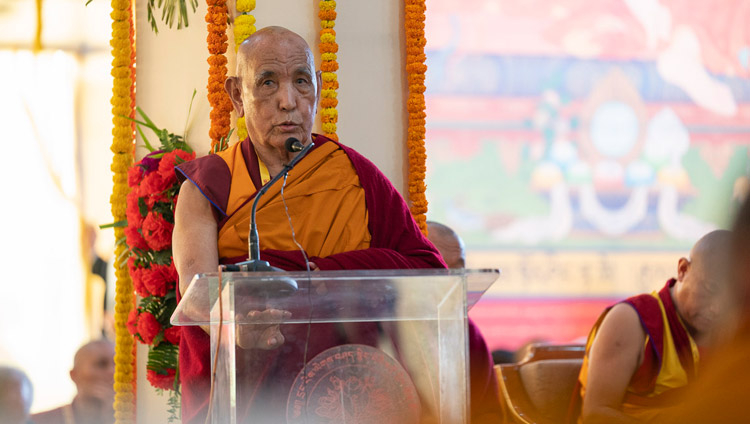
[425,53,750,102]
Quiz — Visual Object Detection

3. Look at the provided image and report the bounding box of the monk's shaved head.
[674,229,734,340]
[427,221,466,269]
[0,366,32,424]
[236,26,316,75]
[688,230,733,276]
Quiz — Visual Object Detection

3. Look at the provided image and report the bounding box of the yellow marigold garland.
[232,0,256,142]
[319,0,339,142]
[404,0,429,234]
[109,0,136,421]
[206,0,233,152]
[33,0,42,52]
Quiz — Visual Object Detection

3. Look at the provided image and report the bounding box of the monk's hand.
[235,309,292,350]
[307,261,319,271]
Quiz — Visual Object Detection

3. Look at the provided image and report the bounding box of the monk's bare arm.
[582,303,645,424]
[173,180,219,296]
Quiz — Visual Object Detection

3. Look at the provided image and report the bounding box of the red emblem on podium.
[286,344,420,423]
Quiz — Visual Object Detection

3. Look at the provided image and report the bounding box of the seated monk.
[573,230,733,424]
[172,26,502,424]
[32,340,115,424]
[662,196,750,423]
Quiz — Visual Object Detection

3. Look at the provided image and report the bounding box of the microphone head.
[285,137,304,152]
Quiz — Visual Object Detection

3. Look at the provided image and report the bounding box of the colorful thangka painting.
[424,0,750,350]
[425,0,750,251]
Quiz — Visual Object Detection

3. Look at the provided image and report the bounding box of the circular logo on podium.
[286,344,420,424]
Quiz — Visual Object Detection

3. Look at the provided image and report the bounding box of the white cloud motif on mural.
[657,26,737,116]
[643,107,689,166]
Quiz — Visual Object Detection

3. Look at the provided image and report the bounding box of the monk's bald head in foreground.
[225,26,321,166]
[426,221,466,269]
[673,229,734,339]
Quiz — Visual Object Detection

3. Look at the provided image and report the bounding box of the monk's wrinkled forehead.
[237,27,315,75]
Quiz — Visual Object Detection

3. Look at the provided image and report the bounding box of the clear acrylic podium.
[171,268,499,424]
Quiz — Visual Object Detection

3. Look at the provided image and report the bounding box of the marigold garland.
[33,0,42,52]
[319,0,339,142]
[206,0,233,152]
[232,0,256,142]
[109,0,136,421]
[404,0,428,235]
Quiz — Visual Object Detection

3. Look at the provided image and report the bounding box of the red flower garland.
[124,146,195,393]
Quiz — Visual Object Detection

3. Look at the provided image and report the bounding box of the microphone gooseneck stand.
[222,137,313,295]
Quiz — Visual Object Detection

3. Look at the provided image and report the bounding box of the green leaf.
[183,89,197,144]
[99,220,127,229]
[138,197,149,218]
[137,123,156,152]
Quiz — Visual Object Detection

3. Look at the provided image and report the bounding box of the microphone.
[285,137,305,152]
[225,137,314,295]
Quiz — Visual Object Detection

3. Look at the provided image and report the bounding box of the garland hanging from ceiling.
[206,0,233,153]
[404,0,429,234]
[319,0,339,142]
[109,0,137,421]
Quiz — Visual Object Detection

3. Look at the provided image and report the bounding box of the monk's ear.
[315,70,322,104]
[677,257,690,281]
[225,76,245,117]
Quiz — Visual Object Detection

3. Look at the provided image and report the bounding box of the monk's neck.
[253,142,308,178]
[255,148,292,177]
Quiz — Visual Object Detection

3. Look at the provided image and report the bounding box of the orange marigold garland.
[404,0,429,234]
[206,0,233,153]
[109,0,137,421]
[232,0,256,142]
[319,0,339,142]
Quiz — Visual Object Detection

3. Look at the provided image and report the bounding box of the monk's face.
[238,33,321,153]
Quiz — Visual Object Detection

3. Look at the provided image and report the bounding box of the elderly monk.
[574,230,733,424]
[173,26,501,423]
[32,340,115,424]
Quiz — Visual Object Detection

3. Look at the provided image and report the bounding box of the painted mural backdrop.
[424,0,750,350]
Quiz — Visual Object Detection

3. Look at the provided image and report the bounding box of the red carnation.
[139,171,171,198]
[127,308,139,337]
[126,256,138,274]
[124,224,149,251]
[145,191,172,209]
[142,264,176,297]
[128,165,145,188]
[130,264,149,298]
[164,326,181,345]
[142,212,174,251]
[137,311,162,345]
[158,150,194,183]
[125,191,145,227]
[147,368,176,390]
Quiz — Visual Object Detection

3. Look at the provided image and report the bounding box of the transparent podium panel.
[171,269,499,424]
